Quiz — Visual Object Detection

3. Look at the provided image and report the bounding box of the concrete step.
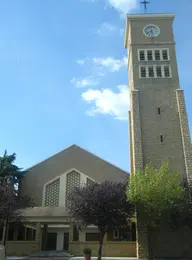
[29,251,72,257]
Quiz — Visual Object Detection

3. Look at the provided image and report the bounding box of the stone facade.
[7,145,133,257]
[125,14,192,259]
[20,145,128,206]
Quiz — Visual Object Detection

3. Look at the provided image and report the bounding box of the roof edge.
[24,144,77,172]
[24,144,129,175]
[126,13,175,19]
[74,145,129,175]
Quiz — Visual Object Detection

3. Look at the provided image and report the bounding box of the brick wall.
[69,241,136,257]
[151,226,192,258]
[176,89,192,181]
[1,241,40,256]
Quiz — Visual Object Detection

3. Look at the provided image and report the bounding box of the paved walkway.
[70,256,137,260]
[7,257,138,260]
[31,251,71,257]
[7,258,26,260]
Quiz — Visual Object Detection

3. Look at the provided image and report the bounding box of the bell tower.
[125,14,192,180]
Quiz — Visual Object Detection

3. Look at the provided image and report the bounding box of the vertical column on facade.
[35,222,41,251]
[130,90,144,173]
[42,224,48,251]
[68,222,74,253]
[176,89,192,181]
[129,111,134,174]
[130,89,148,259]
[69,222,74,242]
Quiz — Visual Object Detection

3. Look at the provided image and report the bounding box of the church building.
[126,12,192,259]
[1,11,192,259]
[2,145,136,257]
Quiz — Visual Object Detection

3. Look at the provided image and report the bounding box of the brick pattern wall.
[129,111,134,174]
[66,170,80,208]
[1,241,40,256]
[69,241,136,257]
[151,226,192,258]
[176,89,192,181]
[86,178,95,186]
[126,14,192,260]
[44,178,60,207]
[130,89,147,258]
[130,90,144,173]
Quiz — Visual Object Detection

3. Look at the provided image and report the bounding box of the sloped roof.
[21,145,129,206]
[26,144,129,176]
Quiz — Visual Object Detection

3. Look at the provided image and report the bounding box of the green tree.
[0,150,33,251]
[0,150,25,192]
[69,181,135,260]
[180,178,192,229]
[126,162,186,260]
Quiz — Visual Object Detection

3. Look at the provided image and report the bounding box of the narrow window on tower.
[156,66,162,78]
[157,107,161,115]
[162,49,169,60]
[148,66,154,78]
[140,66,146,78]
[164,66,171,77]
[139,50,145,61]
[160,135,164,143]
[155,50,161,61]
[147,50,153,61]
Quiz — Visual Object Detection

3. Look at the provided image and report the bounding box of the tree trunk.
[3,216,9,258]
[3,217,8,246]
[147,227,153,260]
[98,231,105,260]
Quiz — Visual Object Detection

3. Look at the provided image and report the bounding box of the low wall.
[69,241,136,257]
[2,241,41,256]
[151,226,192,258]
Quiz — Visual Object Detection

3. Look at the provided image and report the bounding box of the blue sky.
[0,0,191,172]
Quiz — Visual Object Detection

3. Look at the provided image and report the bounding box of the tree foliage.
[0,184,34,225]
[0,150,34,247]
[179,178,192,229]
[126,162,187,260]
[0,150,26,191]
[127,162,185,230]
[69,180,135,260]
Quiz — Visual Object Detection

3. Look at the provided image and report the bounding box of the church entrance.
[47,233,57,251]
[63,232,69,250]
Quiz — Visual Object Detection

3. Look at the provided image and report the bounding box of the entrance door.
[47,233,57,251]
[63,233,69,251]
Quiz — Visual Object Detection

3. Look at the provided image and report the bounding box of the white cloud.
[76,57,90,65]
[107,0,137,15]
[93,56,127,72]
[82,85,129,120]
[76,59,86,65]
[71,77,99,88]
[97,23,125,36]
[86,0,137,15]
[97,23,117,34]
[76,56,128,72]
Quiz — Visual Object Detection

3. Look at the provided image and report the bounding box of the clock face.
[143,25,160,38]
